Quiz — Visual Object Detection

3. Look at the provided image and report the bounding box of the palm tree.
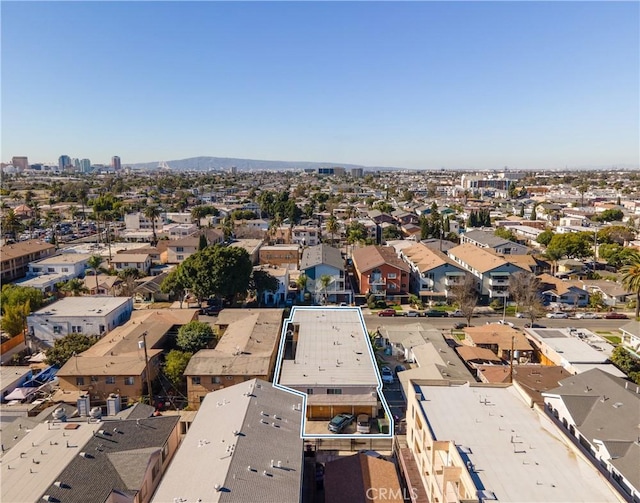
[621,251,640,319]
[545,248,564,276]
[60,278,89,297]
[296,274,308,302]
[2,209,22,239]
[87,255,103,294]
[326,215,339,246]
[143,205,162,246]
[319,274,332,305]
[68,205,80,235]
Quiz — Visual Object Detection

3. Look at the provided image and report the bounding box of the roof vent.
[214,484,222,491]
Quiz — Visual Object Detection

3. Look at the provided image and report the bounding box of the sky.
[2,1,639,170]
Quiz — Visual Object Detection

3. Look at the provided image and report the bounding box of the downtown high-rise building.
[58,155,71,170]
[11,156,29,170]
[80,158,92,173]
[111,156,121,170]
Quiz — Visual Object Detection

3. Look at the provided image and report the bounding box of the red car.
[604,312,629,320]
[378,308,397,317]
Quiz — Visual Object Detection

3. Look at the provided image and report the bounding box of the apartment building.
[352,245,410,302]
[461,229,531,255]
[259,244,300,267]
[300,244,349,304]
[1,239,55,282]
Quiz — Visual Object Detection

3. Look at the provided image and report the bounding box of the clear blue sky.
[2,1,639,170]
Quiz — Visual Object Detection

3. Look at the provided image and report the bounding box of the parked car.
[424,310,449,317]
[546,312,568,319]
[449,310,464,318]
[453,322,468,330]
[328,413,355,433]
[199,306,222,316]
[497,319,515,327]
[604,312,629,319]
[575,312,599,319]
[406,310,421,317]
[380,366,394,384]
[524,322,546,328]
[394,364,406,376]
[378,308,397,317]
[356,414,371,434]
[515,312,526,318]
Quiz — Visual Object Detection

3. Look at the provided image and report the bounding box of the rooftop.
[416,382,623,503]
[151,379,303,503]
[352,245,410,273]
[29,296,132,318]
[279,308,378,387]
[524,327,613,363]
[447,243,510,273]
[0,239,54,261]
[30,253,93,265]
[300,244,344,271]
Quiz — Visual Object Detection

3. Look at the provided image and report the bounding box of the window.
[306,388,314,395]
[62,267,69,272]
[326,388,342,395]
[53,326,62,334]
[387,273,397,279]
[48,267,55,273]
[76,377,85,386]
[176,247,184,252]
[177,255,184,261]
[90,376,98,383]
[226,376,233,381]
[106,376,116,384]
[99,325,105,333]
[72,326,82,333]
[191,377,201,385]
[212,377,221,384]
[124,377,135,386]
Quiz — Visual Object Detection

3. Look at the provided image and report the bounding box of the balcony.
[421,278,435,288]
[444,277,462,286]
[488,277,509,286]
[488,288,508,298]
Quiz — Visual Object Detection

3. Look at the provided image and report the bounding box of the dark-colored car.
[394,364,406,376]
[424,310,449,317]
[453,322,468,330]
[524,323,546,329]
[378,308,397,317]
[604,312,629,319]
[328,413,355,433]
[199,306,222,316]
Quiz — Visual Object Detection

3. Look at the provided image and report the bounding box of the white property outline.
[272,306,395,439]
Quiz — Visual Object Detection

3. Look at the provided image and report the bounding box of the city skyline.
[2,1,639,170]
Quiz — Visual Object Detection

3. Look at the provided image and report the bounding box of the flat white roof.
[417,383,622,503]
[16,273,71,288]
[30,297,131,318]
[526,328,612,363]
[279,308,378,386]
[0,420,101,503]
[31,253,93,265]
[0,366,32,390]
[151,379,303,503]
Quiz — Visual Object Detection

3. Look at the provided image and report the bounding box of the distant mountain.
[127,156,402,172]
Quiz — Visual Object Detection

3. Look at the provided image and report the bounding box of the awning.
[4,387,36,401]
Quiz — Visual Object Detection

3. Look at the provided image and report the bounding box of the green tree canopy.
[164,350,193,386]
[1,285,44,315]
[620,251,640,319]
[382,225,403,241]
[45,333,99,367]
[596,225,635,245]
[177,321,214,353]
[1,302,30,336]
[593,209,624,222]
[536,230,555,247]
[494,227,518,242]
[547,232,593,259]
[250,269,280,305]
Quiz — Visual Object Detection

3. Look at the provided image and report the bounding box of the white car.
[406,310,421,317]
[449,310,464,318]
[380,366,394,384]
[575,312,599,319]
[497,319,515,327]
[515,312,525,318]
[546,312,568,319]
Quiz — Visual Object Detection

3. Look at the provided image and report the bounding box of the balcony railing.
[488,277,509,286]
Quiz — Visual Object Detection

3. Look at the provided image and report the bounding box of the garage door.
[308,405,330,420]
[330,405,354,416]
[353,405,374,416]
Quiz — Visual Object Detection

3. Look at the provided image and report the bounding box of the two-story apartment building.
[55,308,197,405]
[184,309,283,408]
[537,273,589,308]
[165,229,224,264]
[110,253,152,275]
[1,239,55,283]
[259,244,300,268]
[447,243,530,300]
[27,297,134,349]
[352,245,410,302]
[28,253,93,279]
[124,211,165,232]
[400,242,468,301]
[292,225,320,247]
[300,244,349,304]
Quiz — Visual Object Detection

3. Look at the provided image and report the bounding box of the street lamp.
[138,331,153,406]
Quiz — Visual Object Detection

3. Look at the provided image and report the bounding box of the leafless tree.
[509,272,545,326]
[450,273,478,327]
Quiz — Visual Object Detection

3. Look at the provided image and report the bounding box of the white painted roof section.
[0,420,101,503]
[418,383,622,503]
[31,253,93,265]
[279,308,377,386]
[151,379,303,503]
[30,296,131,317]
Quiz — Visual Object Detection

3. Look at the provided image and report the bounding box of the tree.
[2,209,22,239]
[45,333,99,367]
[1,301,30,337]
[198,233,208,251]
[164,350,193,386]
[588,291,605,311]
[296,274,308,302]
[161,268,190,308]
[87,255,104,294]
[508,272,545,325]
[450,273,478,327]
[118,267,144,296]
[319,274,332,305]
[620,251,640,319]
[1,285,44,315]
[494,227,517,242]
[382,225,403,241]
[176,321,214,353]
[593,209,624,223]
[346,221,368,245]
[530,204,538,221]
[609,346,640,385]
[536,230,555,247]
[597,226,635,246]
[143,205,162,246]
[326,215,339,246]
[544,247,564,276]
[59,278,89,297]
[547,232,592,260]
[598,243,637,269]
[250,269,280,306]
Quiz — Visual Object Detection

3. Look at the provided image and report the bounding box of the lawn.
[603,335,622,345]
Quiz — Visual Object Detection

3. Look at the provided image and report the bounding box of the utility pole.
[139,332,153,406]
[509,335,515,383]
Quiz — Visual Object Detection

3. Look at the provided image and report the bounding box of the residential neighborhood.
[1,164,639,502]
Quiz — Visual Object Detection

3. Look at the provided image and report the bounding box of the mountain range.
[128,156,400,172]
